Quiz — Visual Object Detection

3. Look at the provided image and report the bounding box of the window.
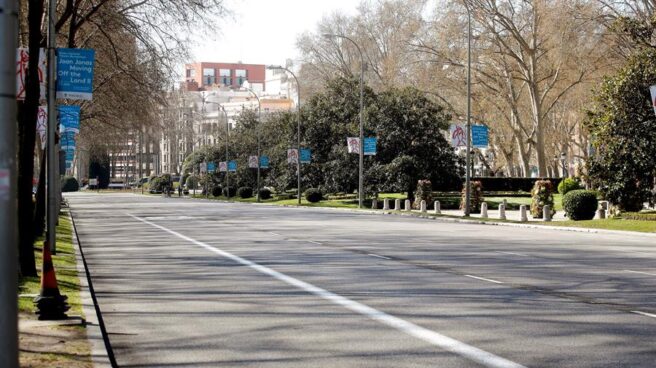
[202,68,215,85]
[186,69,195,78]
[235,69,247,86]
[219,69,231,85]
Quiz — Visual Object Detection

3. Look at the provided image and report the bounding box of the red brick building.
[183,62,266,91]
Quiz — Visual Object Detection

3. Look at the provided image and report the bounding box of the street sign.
[287,149,298,164]
[56,48,95,100]
[58,105,81,134]
[364,137,377,155]
[207,162,216,173]
[248,155,259,168]
[347,137,359,153]
[450,124,467,147]
[300,148,311,164]
[472,125,489,148]
[260,156,270,169]
[228,160,237,172]
[199,162,207,174]
[88,178,98,186]
[219,161,227,172]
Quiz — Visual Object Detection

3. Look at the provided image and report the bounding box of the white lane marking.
[465,275,504,284]
[495,251,529,257]
[624,270,656,277]
[368,253,391,260]
[309,240,323,245]
[130,214,526,368]
[631,311,656,319]
[269,232,281,236]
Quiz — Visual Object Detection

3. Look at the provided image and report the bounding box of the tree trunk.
[33,149,46,238]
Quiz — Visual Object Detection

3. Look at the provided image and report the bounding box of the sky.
[190,0,360,67]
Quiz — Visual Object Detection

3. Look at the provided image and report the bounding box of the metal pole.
[47,0,57,251]
[242,87,261,202]
[221,106,229,197]
[464,4,472,217]
[0,0,19,365]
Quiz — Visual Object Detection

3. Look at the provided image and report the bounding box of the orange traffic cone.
[34,240,69,320]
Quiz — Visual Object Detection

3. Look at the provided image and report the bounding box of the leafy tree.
[585,48,656,211]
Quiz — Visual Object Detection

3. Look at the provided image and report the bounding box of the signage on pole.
[471,125,489,148]
[219,161,227,172]
[56,48,95,100]
[260,156,269,169]
[199,162,207,174]
[300,148,311,164]
[57,105,81,133]
[60,131,76,150]
[287,149,298,164]
[88,178,98,186]
[450,124,467,147]
[347,137,360,154]
[228,160,237,172]
[0,169,9,201]
[650,85,656,117]
[207,162,216,173]
[364,137,377,155]
[248,155,259,168]
[16,48,46,100]
[37,106,47,147]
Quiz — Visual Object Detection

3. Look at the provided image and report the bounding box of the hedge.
[562,190,598,221]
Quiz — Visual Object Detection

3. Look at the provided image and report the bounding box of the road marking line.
[269,232,281,236]
[465,275,504,284]
[368,253,391,260]
[495,251,529,257]
[624,270,656,277]
[130,214,525,368]
[631,311,656,319]
[309,240,323,245]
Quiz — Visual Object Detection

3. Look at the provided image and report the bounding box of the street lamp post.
[560,152,567,178]
[323,33,365,209]
[267,65,301,205]
[220,105,230,197]
[242,85,262,202]
[464,3,473,217]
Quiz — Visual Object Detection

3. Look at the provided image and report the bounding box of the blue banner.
[300,148,311,164]
[260,156,269,169]
[364,137,377,155]
[60,131,76,150]
[228,160,237,172]
[56,48,95,100]
[58,105,81,134]
[472,125,489,148]
[207,162,216,173]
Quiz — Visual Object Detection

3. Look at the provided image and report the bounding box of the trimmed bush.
[530,180,555,218]
[211,185,222,197]
[460,181,483,214]
[558,177,581,195]
[562,190,598,221]
[222,186,236,197]
[258,188,272,200]
[237,186,253,198]
[304,188,323,203]
[466,177,562,192]
[61,176,79,192]
[621,212,656,221]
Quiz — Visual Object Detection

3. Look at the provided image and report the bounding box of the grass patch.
[18,211,83,316]
[545,218,656,233]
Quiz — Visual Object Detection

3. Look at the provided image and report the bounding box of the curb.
[69,211,116,367]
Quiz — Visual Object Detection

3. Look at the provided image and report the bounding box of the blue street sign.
[56,48,95,100]
[472,125,489,148]
[58,105,81,134]
[300,148,311,164]
[260,156,269,169]
[228,160,237,172]
[364,137,377,155]
[207,162,216,173]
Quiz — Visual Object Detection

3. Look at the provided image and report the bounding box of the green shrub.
[304,188,323,203]
[460,181,483,214]
[531,180,555,218]
[558,177,581,195]
[413,179,432,209]
[562,190,598,221]
[237,187,253,198]
[211,185,222,197]
[61,176,79,192]
[186,175,199,189]
[222,186,236,197]
[149,177,163,192]
[181,173,189,189]
[258,188,272,200]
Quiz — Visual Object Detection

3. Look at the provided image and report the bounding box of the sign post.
[471,125,489,148]
[364,137,377,156]
[300,148,311,164]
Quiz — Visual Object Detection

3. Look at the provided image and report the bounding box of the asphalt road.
[67,192,656,368]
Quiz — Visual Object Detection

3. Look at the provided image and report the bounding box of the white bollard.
[420,200,427,213]
[434,201,441,214]
[502,199,508,209]
[519,205,528,222]
[498,204,506,220]
[543,205,552,222]
[597,208,606,219]
[480,202,488,218]
[371,199,378,210]
[405,199,412,211]
[394,199,401,211]
[383,198,390,210]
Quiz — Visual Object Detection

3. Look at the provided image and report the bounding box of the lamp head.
[267,65,283,70]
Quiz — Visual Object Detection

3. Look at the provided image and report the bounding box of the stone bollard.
[519,205,528,222]
[502,199,508,209]
[405,199,412,211]
[383,198,390,210]
[420,200,427,213]
[543,205,552,222]
[394,199,401,211]
[599,201,609,211]
[434,201,441,215]
[499,204,506,220]
[597,208,606,219]
[372,199,378,210]
[480,202,488,218]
